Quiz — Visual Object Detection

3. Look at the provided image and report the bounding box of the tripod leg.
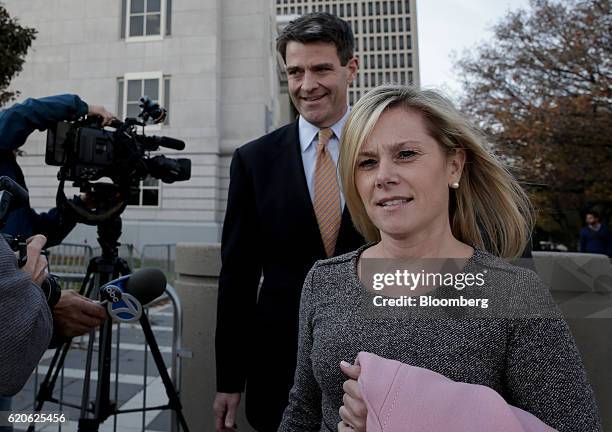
[79,327,97,420]
[139,314,190,432]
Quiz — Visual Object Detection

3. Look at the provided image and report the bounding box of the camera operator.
[0,96,109,421]
[0,94,115,246]
[1,93,107,301]
[0,93,109,335]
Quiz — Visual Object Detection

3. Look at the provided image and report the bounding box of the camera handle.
[56,179,128,226]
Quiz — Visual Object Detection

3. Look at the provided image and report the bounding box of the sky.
[416,0,531,101]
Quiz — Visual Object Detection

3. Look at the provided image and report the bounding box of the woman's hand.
[338,360,367,431]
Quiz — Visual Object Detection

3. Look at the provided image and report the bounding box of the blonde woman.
[278,85,601,431]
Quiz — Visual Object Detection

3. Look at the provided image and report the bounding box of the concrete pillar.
[174,243,254,432]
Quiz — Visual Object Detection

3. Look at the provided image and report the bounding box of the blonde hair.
[339,84,534,258]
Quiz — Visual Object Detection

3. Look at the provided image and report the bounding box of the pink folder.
[356,352,557,432]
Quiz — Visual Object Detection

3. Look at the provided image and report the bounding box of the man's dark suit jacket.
[216,121,365,431]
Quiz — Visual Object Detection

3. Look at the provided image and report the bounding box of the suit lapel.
[280,122,328,257]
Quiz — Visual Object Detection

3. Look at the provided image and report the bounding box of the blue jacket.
[0,94,88,247]
[579,224,612,257]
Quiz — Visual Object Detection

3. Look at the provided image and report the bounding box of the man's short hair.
[276,12,355,66]
[587,210,600,219]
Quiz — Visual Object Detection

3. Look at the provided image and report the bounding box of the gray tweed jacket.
[0,237,52,396]
[279,245,602,432]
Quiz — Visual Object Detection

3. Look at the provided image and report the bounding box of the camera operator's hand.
[20,235,49,286]
[52,290,106,337]
[87,104,117,127]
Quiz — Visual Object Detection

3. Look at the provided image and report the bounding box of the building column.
[175,243,254,431]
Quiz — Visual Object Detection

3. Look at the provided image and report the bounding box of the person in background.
[580,210,612,257]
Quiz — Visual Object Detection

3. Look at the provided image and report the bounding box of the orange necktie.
[313,128,341,257]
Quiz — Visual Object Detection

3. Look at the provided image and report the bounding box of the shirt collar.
[299,106,351,152]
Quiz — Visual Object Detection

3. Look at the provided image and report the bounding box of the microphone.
[143,135,185,150]
[98,268,166,323]
[156,136,185,150]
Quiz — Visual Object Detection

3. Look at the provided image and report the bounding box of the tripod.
[29,218,189,432]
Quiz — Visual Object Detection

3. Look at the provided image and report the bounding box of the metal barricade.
[141,244,176,284]
[47,243,93,291]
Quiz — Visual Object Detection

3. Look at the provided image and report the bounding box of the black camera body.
[44,97,191,225]
[45,97,190,186]
[46,122,115,182]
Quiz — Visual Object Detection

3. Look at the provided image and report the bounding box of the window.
[126,0,165,41]
[121,72,168,128]
[129,175,161,207]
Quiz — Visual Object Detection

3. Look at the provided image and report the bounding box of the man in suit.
[214,12,364,432]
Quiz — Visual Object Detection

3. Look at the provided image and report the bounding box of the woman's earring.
[450,181,460,189]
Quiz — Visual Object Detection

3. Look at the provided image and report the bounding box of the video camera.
[45,97,191,225]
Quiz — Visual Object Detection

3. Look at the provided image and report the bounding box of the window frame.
[122,71,164,131]
[129,175,162,208]
[126,0,166,42]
